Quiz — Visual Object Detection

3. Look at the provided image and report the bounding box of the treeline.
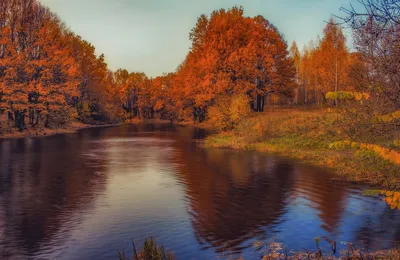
[110,7,297,124]
[0,2,298,132]
[115,7,299,126]
[1,0,398,134]
[289,18,361,106]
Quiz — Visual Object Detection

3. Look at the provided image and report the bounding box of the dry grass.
[205,108,400,189]
[117,237,174,260]
[118,238,399,260]
[245,239,400,260]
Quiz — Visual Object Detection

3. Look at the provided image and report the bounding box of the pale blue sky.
[38,0,357,77]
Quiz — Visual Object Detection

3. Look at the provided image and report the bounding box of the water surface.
[0,124,399,259]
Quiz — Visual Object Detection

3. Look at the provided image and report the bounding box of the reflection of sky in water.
[0,124,399,260]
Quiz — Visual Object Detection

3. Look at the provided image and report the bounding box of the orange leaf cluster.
[380,190,400,210]
[330,140,400,165]
[325,91,370,101]
[372,110,400,123]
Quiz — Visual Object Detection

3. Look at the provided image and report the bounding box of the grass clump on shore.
[204,108,400,189]
[118,237,174,260]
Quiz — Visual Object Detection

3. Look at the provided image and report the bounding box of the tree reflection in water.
[0,134,108,258]
[0,124,399,260]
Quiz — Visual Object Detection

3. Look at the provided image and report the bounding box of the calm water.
[0,124,399,260]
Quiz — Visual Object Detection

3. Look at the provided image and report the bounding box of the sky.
[38,0,357,77]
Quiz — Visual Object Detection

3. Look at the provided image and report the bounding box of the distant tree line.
[111,7,297,124]
[0,0,398,135]
[0,3,298,131]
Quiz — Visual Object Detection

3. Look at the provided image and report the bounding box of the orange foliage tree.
[151,73,177,121]
[289,41,301,103]
[298,19,357,106]
[173,7,295,122]
[0,0,123,132]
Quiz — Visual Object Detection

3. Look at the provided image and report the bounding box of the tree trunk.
[14,111,25,131]
[260,95,265,112]
[45,114,49,128]
[20,112,25,130]
[335,55,338,107]
[30,109,34,125]
[251,94,265,112]
[8,111,13,121]
[33,111,40,127]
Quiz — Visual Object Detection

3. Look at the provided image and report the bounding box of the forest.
[0,0,296,129]
[0,0,399,185]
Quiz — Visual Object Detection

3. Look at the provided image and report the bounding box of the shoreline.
[125,118,214,130]
[203,136,369,184]
[2,115,398,190]
[204,133,400,189]
[203,109,400,190]
[0,119,211,140]
[0,121,122,140]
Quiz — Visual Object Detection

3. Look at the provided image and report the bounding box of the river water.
[0,124,399,259]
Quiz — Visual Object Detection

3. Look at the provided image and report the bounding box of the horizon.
[38,0,357,77]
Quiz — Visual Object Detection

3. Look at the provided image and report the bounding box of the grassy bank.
[204,108,400,189]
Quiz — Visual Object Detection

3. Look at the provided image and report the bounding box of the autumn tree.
[315,18,350,106]
[298,19,353,106]
[0,0,79,130]
[301,41,325,105]
[32,16,79,128]
[151,73,177,121]
[290,41,301,103]
[299,43,317,104]
[176,7,295,122]
[336,0,400,142]
[70,36,119,123]
[137,76,155,119]
[342,0,400,110]
[0,0,123,133]
[114,70,153,120]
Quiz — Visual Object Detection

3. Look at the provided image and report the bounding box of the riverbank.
[118,237,400,260]
[0,118,211,140]
[125,117,215,132]
[204,108,400,189]
[0,121,121,139]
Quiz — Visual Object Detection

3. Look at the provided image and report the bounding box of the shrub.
[207,94,251,131]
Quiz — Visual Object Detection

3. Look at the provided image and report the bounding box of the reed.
[117,237,174,260]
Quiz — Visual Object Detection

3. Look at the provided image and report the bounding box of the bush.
[207,94,251,131]
[46,108,75,128]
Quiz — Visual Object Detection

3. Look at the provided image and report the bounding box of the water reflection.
[174,148,295,252]
[0,134,108,259]
[0,124,399,259]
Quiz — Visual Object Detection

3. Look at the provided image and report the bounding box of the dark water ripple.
[0,123,399,260]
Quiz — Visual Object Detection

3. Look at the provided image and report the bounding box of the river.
[0,124,399,259]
